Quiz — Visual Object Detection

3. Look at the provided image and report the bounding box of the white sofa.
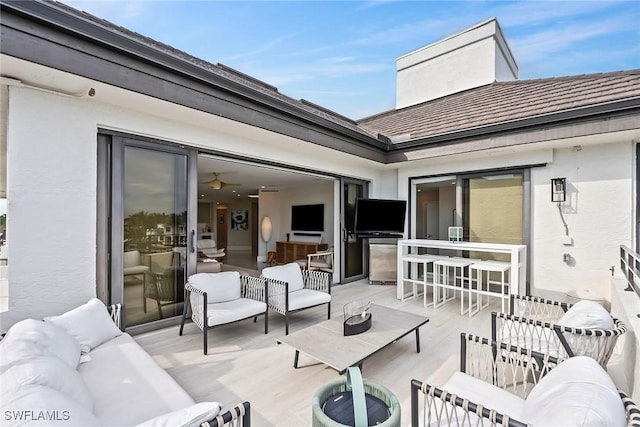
[0,299,250,427]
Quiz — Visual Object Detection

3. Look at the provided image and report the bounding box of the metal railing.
[620,245,640,300]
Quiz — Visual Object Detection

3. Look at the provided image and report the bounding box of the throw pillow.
[3,384,100,427]
[134,402,221,427]
[522,357,625,426]
[261,262,304,292]
[1,356,93,410]
[44,298,122,353]
[0,319,81,369]
[558,300,614,330]
[188,272,241,303]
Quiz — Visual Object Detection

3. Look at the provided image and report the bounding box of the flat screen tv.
[354,198,406,236]
[291,204,324,232]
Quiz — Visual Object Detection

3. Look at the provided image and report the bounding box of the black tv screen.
[291,204,324,232]
[354,198,406,236]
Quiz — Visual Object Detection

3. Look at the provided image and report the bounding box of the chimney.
[395,18,518,109]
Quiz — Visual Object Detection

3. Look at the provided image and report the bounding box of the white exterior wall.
[396,141,634,300]
[1,85,380,326]
[532,143,633,300]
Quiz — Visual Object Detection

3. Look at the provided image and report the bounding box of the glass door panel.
[463,173,524,261]
[123,146,188,326]
[341,179,367,283]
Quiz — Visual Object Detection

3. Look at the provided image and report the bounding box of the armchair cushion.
[288,289,331,311]
[262,262,304,292]
[0,319,81,369]
[188,272,241,303]
[443,371,525,421]
[45,298,123,353]
[204,299,267,327]
[558,300,614,330]
[123,250,142,268]
[522,356,625,426]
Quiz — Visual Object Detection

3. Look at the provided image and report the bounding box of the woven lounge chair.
[411,333,639,426]
[492,294,626,368]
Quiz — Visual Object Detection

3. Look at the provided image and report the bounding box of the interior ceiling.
[197,156,333,202]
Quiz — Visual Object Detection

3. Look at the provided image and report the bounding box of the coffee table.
[277,304,429,373]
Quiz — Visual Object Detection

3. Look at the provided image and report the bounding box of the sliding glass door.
[100,134,197,330]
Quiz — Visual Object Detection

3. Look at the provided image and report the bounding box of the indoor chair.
[307,249,334,274]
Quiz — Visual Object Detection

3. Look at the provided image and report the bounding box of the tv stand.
[276,241,328,265]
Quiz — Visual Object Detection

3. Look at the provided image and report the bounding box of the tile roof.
[357,70,640,141]
[44,0,377,140]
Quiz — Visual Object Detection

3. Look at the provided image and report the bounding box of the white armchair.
[261,262,331,335]
[179,271,267,355]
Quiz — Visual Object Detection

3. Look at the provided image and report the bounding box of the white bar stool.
[401,254,444,306]
[433,257,473,311]
[469,260,511,316]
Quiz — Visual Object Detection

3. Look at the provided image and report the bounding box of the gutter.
[388,97,640,153]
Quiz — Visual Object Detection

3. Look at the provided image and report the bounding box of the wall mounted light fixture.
[551,178,566,203]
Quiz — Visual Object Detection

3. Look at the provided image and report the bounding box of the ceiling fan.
[201,172,241,190]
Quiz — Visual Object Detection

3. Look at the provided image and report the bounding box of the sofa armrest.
[204,401,251,427]
[107,303,124,331]
[302,270,331,294]
[241,275,267,303]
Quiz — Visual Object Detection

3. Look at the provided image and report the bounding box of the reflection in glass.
[123,147,187,326]
[343,183,364,278]
[464,173,523,261]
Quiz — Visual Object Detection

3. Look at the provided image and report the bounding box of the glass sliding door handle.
[190,229,195,253]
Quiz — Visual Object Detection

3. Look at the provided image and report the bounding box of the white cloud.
[219,38,288,63]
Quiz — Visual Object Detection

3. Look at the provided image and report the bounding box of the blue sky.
[66,1,639,119]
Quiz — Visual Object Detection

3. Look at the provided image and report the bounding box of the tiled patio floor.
[134,280,501,426]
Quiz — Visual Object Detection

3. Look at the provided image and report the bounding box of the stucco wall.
[396,141,633,300]
[1,85,379,326]
[531,143,633,300]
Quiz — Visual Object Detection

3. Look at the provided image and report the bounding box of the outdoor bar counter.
[396,239,527,301]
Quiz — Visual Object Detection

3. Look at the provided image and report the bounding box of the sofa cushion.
[78,333,194,426]
[0,319,80,368]
[1,356,93,410]
[204,298,267,327]
[262,262,304,292]
[45,298,122,353]
[134,402,221,427]
[558,300,614,330]
[2,384,100,426]
[522,356,625,426]
[288,289,331,311]
[188,272,241,303]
